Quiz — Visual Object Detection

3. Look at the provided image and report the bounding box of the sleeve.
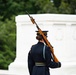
[28,50,35,75]
[45,47,61,68]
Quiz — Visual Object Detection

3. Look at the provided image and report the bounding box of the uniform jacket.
[28,42,61,75]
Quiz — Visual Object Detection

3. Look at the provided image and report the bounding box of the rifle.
[26,11,59,62]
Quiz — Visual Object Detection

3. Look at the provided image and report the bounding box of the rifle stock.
[26,11,59,62]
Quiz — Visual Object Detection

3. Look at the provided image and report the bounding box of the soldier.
[28,31,61,75]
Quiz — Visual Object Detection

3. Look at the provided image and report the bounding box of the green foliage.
[0,0,76,70]
[0,16,16,69]
[58,2,72,14]
[69,0,76,14]
[36,1,58,13]
[53,0,62,8]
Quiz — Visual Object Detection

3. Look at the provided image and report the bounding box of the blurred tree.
[0,16,16,69]
[58,1,71,14]
[51,0,76,14]
[53,0,62,9]
[38,2,58,13]
[70,0,76,14]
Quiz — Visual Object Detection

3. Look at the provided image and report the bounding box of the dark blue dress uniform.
[28,42,61,75]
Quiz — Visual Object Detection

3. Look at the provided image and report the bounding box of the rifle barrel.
[26,11,59,62]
